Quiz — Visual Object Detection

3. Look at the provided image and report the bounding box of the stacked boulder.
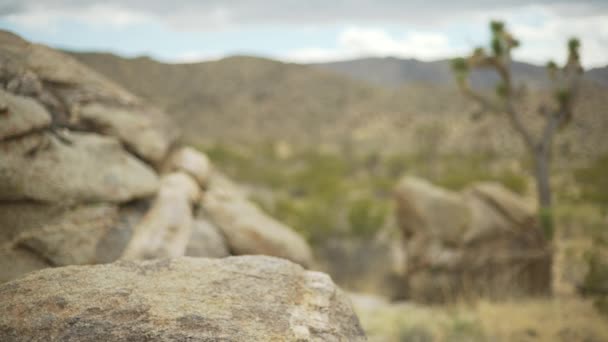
[0,30,312,283]
[0,31,364,341]
[394,176,552,302]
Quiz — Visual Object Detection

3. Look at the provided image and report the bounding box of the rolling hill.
[67,51,608,161]
[313,57,608,88]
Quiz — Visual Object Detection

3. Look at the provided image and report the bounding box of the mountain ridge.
[66,50,608,161]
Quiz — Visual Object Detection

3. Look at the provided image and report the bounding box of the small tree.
[451,21,583,240]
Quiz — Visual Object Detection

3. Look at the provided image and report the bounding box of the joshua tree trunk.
[533,145,554,239]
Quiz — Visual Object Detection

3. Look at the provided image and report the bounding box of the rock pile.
[0,30,313,283]
[394,176,552,302]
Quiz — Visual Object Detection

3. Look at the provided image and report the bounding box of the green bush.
[583,232,608,316]
[575,154,608,211]
[431,159,527,195]
[202,144,529,247]
[444,317,486,342]
[398,325,434,342]
[347,197,388,237]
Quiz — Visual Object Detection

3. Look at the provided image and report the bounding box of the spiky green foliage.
[451,57,469,84]
[495,82,508,98]
[491,37,503,56]
[451,57,469,73]
[473,47,486,57]
[490,20,504,34]
[555,89,571,106]
[569,38,581,53]
[568,37,581,62]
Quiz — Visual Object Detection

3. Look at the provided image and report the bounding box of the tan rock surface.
[0,256,366,341]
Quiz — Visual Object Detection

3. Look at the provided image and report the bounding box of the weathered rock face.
[203,175,314,268]
[162,146,212,187]
[79,103,175,164]
[395,177,471,245]
[121,173,200,260]
[394,177,551,302]
[0,31,314,289]
[0,256,366,341]
[0,89,50,140]
[185,216,230,258]
[0,31,136,108]
[0,132,159,203]
[0,203,143,282]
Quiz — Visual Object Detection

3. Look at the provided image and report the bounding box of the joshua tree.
[451,21,583,239]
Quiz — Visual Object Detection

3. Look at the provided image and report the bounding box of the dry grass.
[352,294,608,342]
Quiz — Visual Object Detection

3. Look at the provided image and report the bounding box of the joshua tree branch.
[504,102,536,152]
[459,83,505,114]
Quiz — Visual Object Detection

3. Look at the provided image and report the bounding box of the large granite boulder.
[121,173,200,260]
[0,89,50,140]
[0,31,136,108]
[0,256,366,341]
[0,132,159,203]
[0,30,177,152]
[162,146,212,187]
[394,177,471,245]
[394,177,551,302]
[79,103,175,164]
[203,174,314,268]
[185,216,230,258]
[0,203,144,283]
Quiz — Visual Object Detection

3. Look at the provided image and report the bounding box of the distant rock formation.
[0,30,313,283]
[0,256,366,341]
[394,176,552,302]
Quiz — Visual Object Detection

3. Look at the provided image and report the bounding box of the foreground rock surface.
[0,256,366,342]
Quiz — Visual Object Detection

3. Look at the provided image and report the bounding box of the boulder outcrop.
[162,146,212,187]
[395,177,551,302]
[0,132,159,203]
[185,216,230,258]
[0,89,50,140]
[0,30,314,284]
[0,256,366,341]
[203,174,314,267]
[121,173,200,260]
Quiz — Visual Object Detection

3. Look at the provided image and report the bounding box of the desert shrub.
[204,144,530,247]
[443,317,486,342]
[582,232,608,316]
[271,196,339,243]
[385,154,411,178]
[430,154,527,194]
[290,151,348,200]
[347,197,388,237]
[398,325,434,342]
[575,154,608,212]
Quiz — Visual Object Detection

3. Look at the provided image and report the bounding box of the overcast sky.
[0,1,607,68]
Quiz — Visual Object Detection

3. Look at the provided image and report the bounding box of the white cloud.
[4,3,154,30]
[283,5,608,68]
[165,50,226,64]
[511,14,608,68]
[284,27,459,63]
[2,1,606,67]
